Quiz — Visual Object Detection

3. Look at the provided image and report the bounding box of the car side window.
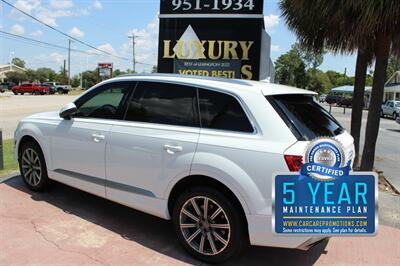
[124,81,199,127]
[198,89,254,133]
[74,82,131,120]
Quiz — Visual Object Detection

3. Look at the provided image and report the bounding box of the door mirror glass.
[60,102,77,119]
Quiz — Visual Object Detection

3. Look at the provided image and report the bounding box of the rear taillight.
[284,155,303,172]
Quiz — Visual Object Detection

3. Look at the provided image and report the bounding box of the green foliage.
[0,139,19,177]
[306,69,332,94]
[82,70,99,89]
[275,44,308,88]
[5,71,27,84]
[326,70,354,87]
[387,54,400,80]
[11,57,26,68]
[35,68,58,83]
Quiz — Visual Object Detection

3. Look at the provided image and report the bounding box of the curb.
[0,172,19,184]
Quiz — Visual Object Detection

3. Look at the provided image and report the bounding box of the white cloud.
[96,43,118,56]
[93,0,103,10]
[271,44,281,52]
[264,14,280,32]
[49,0,74,9]
[34,52,65,65]
[69,27,84,38]
[9,0,74,27]
[123,17,159,71]
[31,29,43,37]
[11,24,25,35]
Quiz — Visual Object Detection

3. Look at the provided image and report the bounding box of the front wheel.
[172,187,248,263]
[19,141,51,191]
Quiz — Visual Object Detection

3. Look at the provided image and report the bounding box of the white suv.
[14,74,354,263]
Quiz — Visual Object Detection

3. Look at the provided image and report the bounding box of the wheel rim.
[21,148,42,186]
[179,196,231,256]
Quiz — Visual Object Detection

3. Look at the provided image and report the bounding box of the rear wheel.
[393,112,398,120]
[34,90,40,95]
[19,141,51,191]
[172,187,247,263]
[13,91,18,95]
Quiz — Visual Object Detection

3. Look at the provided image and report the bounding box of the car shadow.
[387,129,400,133]
[4,176,328,265]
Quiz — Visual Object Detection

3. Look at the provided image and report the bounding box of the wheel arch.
[167,175,249,230]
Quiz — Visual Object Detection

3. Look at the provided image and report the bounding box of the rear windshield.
[267,94,344,140]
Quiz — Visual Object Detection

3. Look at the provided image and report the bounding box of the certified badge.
[301,138,351,181]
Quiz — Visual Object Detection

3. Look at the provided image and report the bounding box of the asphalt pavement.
[325,104,400,192]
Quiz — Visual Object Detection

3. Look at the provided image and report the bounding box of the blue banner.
[273,173,377,235]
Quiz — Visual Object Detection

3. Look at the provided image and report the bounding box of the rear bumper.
[247,214,327,250]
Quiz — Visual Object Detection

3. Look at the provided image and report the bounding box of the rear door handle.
[163,144,183,155]
[92,133,105,143]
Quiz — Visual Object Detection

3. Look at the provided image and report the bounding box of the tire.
[20,92,24,95]
[57,88,63,94]
[172,187,248,263]
[393,112,398,120]
[13,91,18,95]
[18,140,51,192]
[34,90,40,95]
[380,110,384,118]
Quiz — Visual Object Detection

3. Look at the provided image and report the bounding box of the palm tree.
[358,1,400,170]
[280,0,400,170]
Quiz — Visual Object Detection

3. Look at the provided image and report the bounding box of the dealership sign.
[273,138,378,236]
[98,63,113,78]
[158,0,274,81]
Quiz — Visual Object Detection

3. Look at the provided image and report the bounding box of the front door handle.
[92,133,105,143]
[163,144,183,155]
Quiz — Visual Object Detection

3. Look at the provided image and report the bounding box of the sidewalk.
[1,176,399,265]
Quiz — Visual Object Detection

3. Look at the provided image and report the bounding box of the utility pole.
[63,59,67,84]
[128,34,136,73]
[68,39,72,85]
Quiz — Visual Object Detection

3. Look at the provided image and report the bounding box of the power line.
[1,0,132,62]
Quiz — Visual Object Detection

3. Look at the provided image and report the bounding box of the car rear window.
[267,94,344,140]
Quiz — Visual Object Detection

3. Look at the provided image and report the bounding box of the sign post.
[158,0,274,81]
[0,130,3,170]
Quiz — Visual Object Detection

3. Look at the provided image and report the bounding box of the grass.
[0,139,19,177]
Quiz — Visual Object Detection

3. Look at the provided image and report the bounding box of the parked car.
[319,94,327,103]
[39,84,56,94]
[14,74,355,263]
[11,83,50,95]
[381,100,400,120]
[0,82,15,92]
[325,95,342,105]
[337,97,353,108]
[43,82,71,94]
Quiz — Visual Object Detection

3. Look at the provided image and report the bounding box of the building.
[384,71,400,101]
[0,64,27,82]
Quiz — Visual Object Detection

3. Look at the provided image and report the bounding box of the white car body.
[14,74,354,251]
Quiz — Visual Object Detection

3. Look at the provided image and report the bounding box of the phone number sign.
[160,0,263,15]
[273,173,377,235]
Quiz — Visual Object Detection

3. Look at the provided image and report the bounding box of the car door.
[106,81,200,216]
[49,81,132,197]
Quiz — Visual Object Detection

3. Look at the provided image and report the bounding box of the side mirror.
[59,102,77,119]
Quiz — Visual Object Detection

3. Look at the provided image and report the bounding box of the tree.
[82,70,99,89]
[11,57,26,68]
[275,45,308,88]
[35,68,58,83]
[294,43,325,71]
[5,71,27,84]
[306,70,332,94]
[387,53,400,80]
[281,0,400,170]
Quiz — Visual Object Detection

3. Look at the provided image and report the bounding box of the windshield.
[267,94,344,140]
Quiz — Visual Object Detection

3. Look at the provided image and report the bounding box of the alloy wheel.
[21,148,42,187]
[179,196,231,256]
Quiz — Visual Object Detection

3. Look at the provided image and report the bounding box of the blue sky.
[0,0,360,76]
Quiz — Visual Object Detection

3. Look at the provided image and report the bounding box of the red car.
[12,83,50,95]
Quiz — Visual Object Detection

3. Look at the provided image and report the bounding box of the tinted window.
[268,95,344,140]
[198,89,253,133]
[125,82,198,127]
[74,82,131,119]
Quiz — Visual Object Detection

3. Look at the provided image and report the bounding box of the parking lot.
[1,93,400,265]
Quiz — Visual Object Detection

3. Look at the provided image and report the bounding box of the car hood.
[23,111,60,121]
